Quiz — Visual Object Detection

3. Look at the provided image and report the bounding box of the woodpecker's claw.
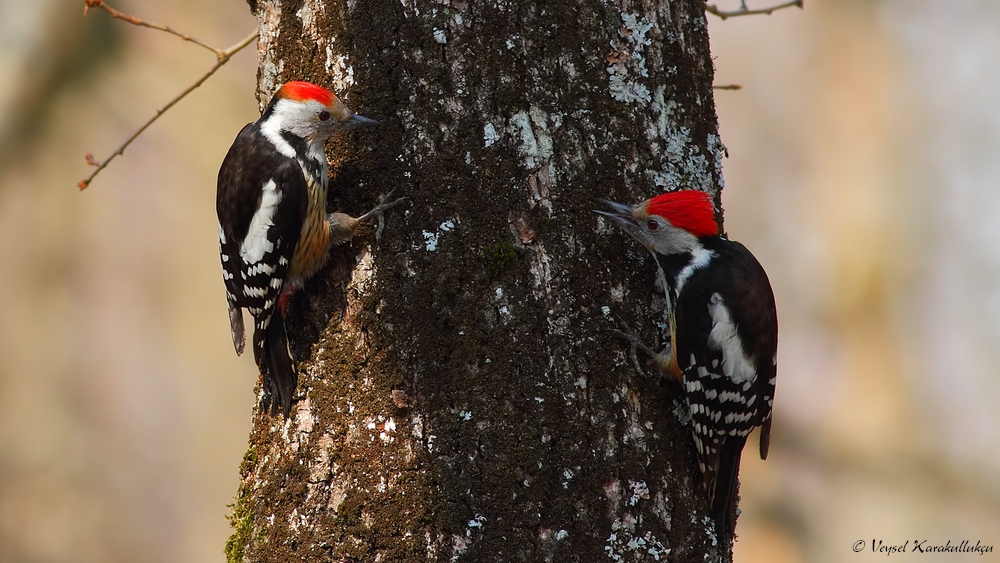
[358,193,408,242]
[607,328,657,357]
[605,328,654,379]
[604,311,675,382]
[327,194,409,246]
[356,194,408,223]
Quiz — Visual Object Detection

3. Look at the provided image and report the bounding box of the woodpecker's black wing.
[719,240,778,455]
[672,237,777,547]
[217,123,257,356]
[217,122,308,416]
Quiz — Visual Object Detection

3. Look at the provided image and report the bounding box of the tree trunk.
[229,0,728,561]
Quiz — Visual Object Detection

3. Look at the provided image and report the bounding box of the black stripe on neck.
[280,131,309,157]
[655,252,693,291]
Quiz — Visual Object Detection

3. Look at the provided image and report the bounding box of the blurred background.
[0,1,258,561]
[712,1,1000,561]
[0,1,997,562]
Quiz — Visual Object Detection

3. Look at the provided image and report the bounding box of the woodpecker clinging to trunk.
[217,81,400,417]
[597,190,777,549]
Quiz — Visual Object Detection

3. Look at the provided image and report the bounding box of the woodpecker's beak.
[348,113,380,127]
[594,199,640,228]
[596,199,658,254]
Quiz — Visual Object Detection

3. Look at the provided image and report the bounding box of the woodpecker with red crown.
[597,190,777,549]
[217,81,400,417]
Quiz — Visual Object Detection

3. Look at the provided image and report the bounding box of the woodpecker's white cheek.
[240,179,282,264]
[260,115,297,158]
[706,293,757,384]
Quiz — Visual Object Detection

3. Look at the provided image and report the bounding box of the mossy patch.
[480,241,518,277]
[224,444,260,563]
[224,496,252,563]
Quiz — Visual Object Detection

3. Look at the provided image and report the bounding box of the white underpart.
[707,293,757,384]
[675,245,716,294]
[241,179,281,264]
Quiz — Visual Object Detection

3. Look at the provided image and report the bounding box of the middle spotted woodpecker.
[217,81,400,417]
[597,190,777,549]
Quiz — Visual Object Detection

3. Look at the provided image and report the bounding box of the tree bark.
[229,0,729,561]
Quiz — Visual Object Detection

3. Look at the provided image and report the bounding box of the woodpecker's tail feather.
[228,302,245,356]
[759,416,772,460]
[265,309,296,417]
[712,434,747,553]
[251,310,297,418]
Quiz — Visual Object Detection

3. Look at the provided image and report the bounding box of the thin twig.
[83,0,225,58]
[78,29,258,190]
[706,0,803,20]
[712,84,743,90]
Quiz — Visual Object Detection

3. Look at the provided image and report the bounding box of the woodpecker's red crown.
[644,190,718,238]
[276,81,336,107]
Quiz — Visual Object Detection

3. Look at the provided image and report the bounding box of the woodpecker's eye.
[318,110,331,122]
[647,219,659,231]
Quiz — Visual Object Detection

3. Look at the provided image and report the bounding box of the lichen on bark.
[230,0,730,561]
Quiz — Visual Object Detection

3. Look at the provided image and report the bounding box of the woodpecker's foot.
[356,191,408,223]
[357,192,408,242]
[607,325,677,382]
[607,328,656,378]
[327,193,409,245]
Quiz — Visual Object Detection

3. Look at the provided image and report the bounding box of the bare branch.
[706,0,803,21]
[82,0,228,57]
[78,29,258,190]
[712,84,743,90]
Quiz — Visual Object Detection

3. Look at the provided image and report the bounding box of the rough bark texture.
[230,0,729,561]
